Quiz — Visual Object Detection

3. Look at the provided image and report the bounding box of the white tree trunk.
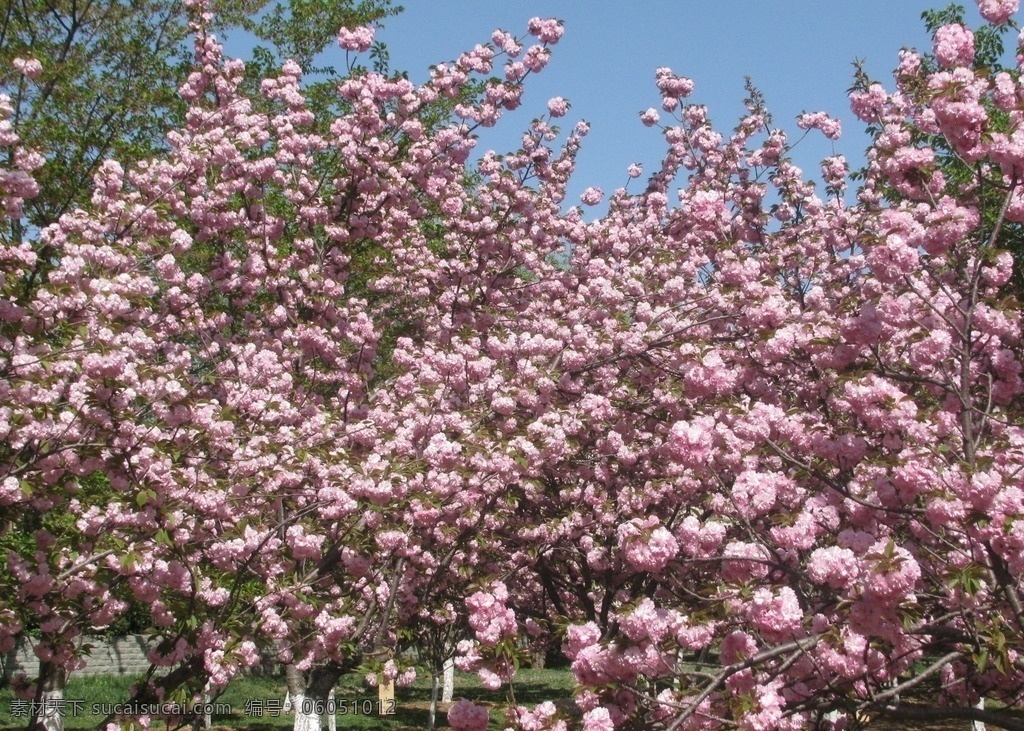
[38,685,64,731]
[972,697,986,731]
[288,662,340,731]
[192,681,211,731]
[291,693,321,731]
[36,664,66,731]
[428,671,440,730]
[442,657,454,703]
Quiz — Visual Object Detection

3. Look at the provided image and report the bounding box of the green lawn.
[0,669,575,730]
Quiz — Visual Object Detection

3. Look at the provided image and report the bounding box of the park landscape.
[2,0,1024,729]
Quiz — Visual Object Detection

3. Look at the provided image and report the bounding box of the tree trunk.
[292,662,346,731]
[29,663,65,731]
[191,680,211,731]
[284,663,304,711]
[972,698,986,731]
[95,657,204,730]
[428,657,455,730]
[428,670,440,730]
[442,657,454,703]
[285,663,314,731]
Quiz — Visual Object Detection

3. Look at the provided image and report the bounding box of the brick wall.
[1,636,152,683]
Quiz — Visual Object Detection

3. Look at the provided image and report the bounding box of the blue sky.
[373,1,955,205]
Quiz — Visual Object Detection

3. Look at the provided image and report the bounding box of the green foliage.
[0,0,399,238]
[246,0,401,74]
[0,470,156,637]
[850,4,1024,297]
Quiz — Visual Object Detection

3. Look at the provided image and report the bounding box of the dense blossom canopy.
[2,1,1024,730]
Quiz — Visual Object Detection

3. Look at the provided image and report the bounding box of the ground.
[0,670,1020,729]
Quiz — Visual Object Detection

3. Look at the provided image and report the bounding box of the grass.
[0,668,575,730]
[5,668,1022,730]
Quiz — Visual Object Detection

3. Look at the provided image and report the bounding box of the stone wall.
[1,636,152,683]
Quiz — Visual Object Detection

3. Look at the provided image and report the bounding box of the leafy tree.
[0,0,399,238]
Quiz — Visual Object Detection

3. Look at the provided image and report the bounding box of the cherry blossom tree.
[469,2,1024,729]
[5,1,1024,731]
[2,5,572,731]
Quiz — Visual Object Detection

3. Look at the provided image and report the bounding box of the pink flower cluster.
[12,57,42,78]
[546,96,569,117]
[527,17,564,44]
[447,700,489,731]
[796,111,841,140]
[978,0,1018,23]
[580,186,603,205]
[934,23,975,68]
[617,517,678,572]
[337,25,375,52]
[465,582,517,646]
[655,67,695,111]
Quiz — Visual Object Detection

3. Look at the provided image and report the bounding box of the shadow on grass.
[0,668,575,730]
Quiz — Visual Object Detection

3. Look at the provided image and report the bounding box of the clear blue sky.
[377,1,951,205]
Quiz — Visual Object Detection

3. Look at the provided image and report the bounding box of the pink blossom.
[285,525,324,560]
[523,45,551,73]
[491,29,522,57]
[527,17,564,44]
[640,108,660,127]
[618,517,678,572]
[563,622,602,659]
[668,418,714,466]
[513,702,563,731]
[934,23,975,68]
[730,470,781,519]
[721,541,771,583]
[580,187,603,205]
[864,541,922,601]
[977,0,1018,24]
[447,700,489,731]
[337,25,375,52]
[747,587,803,639]
[466,582,517,645]
[655,67,695,99]
[12,58,42,79]
[547,97,569,117]
[478,667,503,689]
[866,233,920,283]
[808,546,860,590]
[850,82,888,122]
[619,598,673,643]
[581,707,615,731]
[821,155,848,187]
[720,631,758,664]
[796,111,842,140]
[898,49,922,78]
